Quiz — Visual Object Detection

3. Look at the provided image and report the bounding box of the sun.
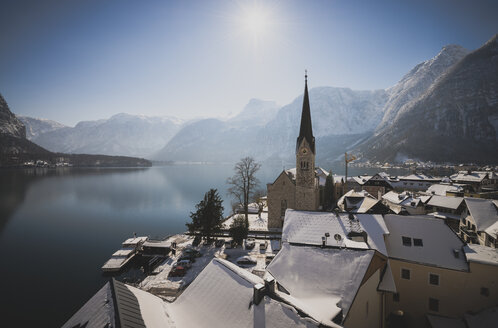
[241,6,269,38]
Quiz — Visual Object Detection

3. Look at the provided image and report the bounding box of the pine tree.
[186,189,224,241]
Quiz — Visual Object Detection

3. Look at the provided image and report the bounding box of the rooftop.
[464,244,498,266]
[384,215,468,271]
[465,197,498,236]
[426,195,464,210]
[267,243,374,326]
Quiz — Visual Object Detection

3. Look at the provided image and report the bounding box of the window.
[280,200,287,217]
[429,298,439,312]
[481,287,490,297]
[414,238,423,247]
[401,268,410,280]
[402,236,412,246]
[429,273,439,286]
[393,293,400,302]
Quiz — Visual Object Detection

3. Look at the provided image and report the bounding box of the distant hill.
[29,113,183,158]
[18,115,67,140]
[358,34,498,163]
[0,94,151,167]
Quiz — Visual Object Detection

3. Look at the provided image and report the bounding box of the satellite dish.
[334,234,342,242]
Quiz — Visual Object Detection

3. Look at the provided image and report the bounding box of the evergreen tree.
[323,170,335,211]
[229,215,248,245]
[186,189,224,241]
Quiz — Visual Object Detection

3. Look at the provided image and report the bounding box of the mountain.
[154,89,387,163]
[18,115,67,139]
[0,94,25,138]
[358,34,498,163]
[32,113,183,158]
[227,99,280,127]
[376,44,469,132]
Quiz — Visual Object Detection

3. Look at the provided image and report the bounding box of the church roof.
[296,73,315,154]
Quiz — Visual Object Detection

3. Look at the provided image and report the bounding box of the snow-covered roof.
[282,210,389,256]
[426,195,464,210]
[399,173,440,182]
[168,258,317,328]
[143,240,172,248]
[384,215,468,271]
[382,191,422,208]
[267,243,374,326]
[451,171,491,183]
[282,210,368,250]
[464,306,498,328]
[426,314,466,328]
[62,279,171,328]
[464,244,498,266]
[337,190,381,214]
[62,282,115,328]
[419,195,432,204]
[112,248,135,257]
[350,214,390,256]
[426,183,463,196]
[378,260,397,293]
[465,197,498,236]
[122,236,148,246]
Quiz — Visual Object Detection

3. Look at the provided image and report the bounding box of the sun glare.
[242,6,269,38]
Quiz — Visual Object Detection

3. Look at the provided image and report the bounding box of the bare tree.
[227,157,261,223]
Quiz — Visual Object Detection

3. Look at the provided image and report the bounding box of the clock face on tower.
[302,149,307,154]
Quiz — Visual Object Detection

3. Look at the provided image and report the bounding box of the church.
[267,73,323,229]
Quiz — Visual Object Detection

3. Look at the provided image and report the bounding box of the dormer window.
[402,236,412,246]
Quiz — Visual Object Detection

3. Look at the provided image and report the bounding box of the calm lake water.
[0,164,407,327]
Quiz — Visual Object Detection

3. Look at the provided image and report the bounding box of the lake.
[0,164,407,327]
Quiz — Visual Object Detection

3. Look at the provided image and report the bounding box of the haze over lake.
[0,164,408,326]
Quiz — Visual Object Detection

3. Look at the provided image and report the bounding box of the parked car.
[176,259,192,269]
[169,265,186,277]
[179,254,196,263]
[183,248,201,258]
[215,239,225,248]
[259,240,268,251]
[236,255,257,266]
[245,238,255,249]
[192,236,202,246]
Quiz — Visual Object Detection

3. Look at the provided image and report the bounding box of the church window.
[280,200,287,217]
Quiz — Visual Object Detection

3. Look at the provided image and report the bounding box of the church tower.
[295,72,319,211]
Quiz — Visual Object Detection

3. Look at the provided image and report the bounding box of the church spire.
[296,70,315,154]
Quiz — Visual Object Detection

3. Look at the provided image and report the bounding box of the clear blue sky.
[0,0,497,126]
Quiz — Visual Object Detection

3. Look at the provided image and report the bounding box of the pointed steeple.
[296,70,315,154]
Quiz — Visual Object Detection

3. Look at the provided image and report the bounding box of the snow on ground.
[222,212,269,231]
[138,233,281,300]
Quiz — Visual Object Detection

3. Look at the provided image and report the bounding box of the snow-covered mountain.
[227,99,280,127]
[358,34,498,163]
[376,44,469,132]
[32,113,184,158]
[154,89,387,163]
[0,94,25,138]
[18,116,67,140]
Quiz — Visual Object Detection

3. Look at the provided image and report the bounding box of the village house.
[337,190,392,214]
[383,215,498,328]
[426,182,465,196]
[451,170,498,192]
[382,191,426,215]
[459,197,498,248]
[268,209,393,328]
[425,195,466,231]
[390,173,441,191]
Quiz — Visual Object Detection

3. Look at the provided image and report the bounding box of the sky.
[0,0,497,126]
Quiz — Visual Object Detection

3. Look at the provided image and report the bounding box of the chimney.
[253,283,265,305]
[453,249,460,258]
[264,276,275,293]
